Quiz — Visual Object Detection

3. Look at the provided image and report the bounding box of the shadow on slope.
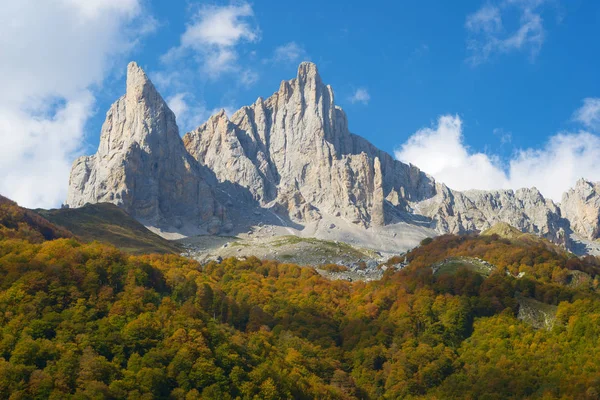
[38,203,180,255]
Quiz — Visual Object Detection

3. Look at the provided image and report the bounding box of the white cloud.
[396,116,509,191]
[156,4,260,136]
[271,42,307,64]
[62,0,141,17]
[574,98,600,131]
[396,114,600,202]
[164,2,260,79]
[240,69,259,87]
[466,0,548,65]
[507,132,600,200]
[167,92,236,134]
[349,88,371,105]
[0,0,152,208]
[466,5,503,34]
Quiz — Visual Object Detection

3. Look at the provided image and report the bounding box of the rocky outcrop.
[184,62,389,227]
[66,61,600,254]
[413,185,565,240]
[561,179,600,240]
[182,62,568,239]
[66,62,223,234]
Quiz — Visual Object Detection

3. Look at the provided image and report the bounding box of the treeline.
[2,213,600,398]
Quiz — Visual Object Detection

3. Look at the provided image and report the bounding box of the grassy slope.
[38,203,179,255]
[433,257,495,277]
[481,222,566,253]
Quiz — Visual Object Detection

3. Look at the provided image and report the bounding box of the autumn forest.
[2,196,600,399]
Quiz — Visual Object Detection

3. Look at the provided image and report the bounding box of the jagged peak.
[575,177,593,187]
[516,186,543,197]
[200,109,230,129]
[127,61,146,79]
[297,61,319,75]
[126,61,160,101]
[296,61,322,86]
[215,108,228,119]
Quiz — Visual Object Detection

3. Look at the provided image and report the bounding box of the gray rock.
[561,179,600,240]
[183,62,387,227]
[66,62,223,234]
[181,62,570,242]
[65,61,600,255]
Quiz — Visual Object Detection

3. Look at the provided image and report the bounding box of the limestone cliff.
[66,61,600,254]
[561,179,600,241]
[66,62,223,234]
[182,62,566,240]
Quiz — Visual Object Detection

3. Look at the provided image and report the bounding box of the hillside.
[481,222,568,252]
[2,208,600,398]
[0,194,72,242]
[38,203,179,255]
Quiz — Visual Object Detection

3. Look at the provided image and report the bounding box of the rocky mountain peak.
[296,61,322,86]
[126,61,152,97]
[561,179,600,240]
[67,60,600,256]
[124,62,170,121]
[67,61,224,235]
[572,178,595,197]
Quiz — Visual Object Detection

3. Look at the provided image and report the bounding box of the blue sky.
[1,0,599,208]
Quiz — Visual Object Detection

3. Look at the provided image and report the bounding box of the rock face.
[185,64,368,225]
[182,62,567,239]
[66,62,223,234]
[561,179,600,240]
[66,61,600,253]
[184,62,434,228]
[414,185,565,241]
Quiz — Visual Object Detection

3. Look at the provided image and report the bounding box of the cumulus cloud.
[395,114,600,202]
[0,0,153,209]
[156,2,259,131]
[163,2,260,79]
[574,98,600,131]
[396,116,509,191]
[270,42,308,64]
[466,0,548,65]
[167,92,236,133]
[349,88,371,105]
[508,132,600,200]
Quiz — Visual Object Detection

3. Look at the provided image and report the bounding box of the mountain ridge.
[66,61,600,255]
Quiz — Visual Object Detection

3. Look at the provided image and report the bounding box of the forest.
[2,197,600,399]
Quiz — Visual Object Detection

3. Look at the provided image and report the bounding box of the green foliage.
[2,222,600,398]
[420,237,434,246]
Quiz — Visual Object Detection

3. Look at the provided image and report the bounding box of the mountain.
[66,62,225,238]
[66,61,600,254]
[0,192,178,254]
[481,222,567,253]
[184,62,389,227]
